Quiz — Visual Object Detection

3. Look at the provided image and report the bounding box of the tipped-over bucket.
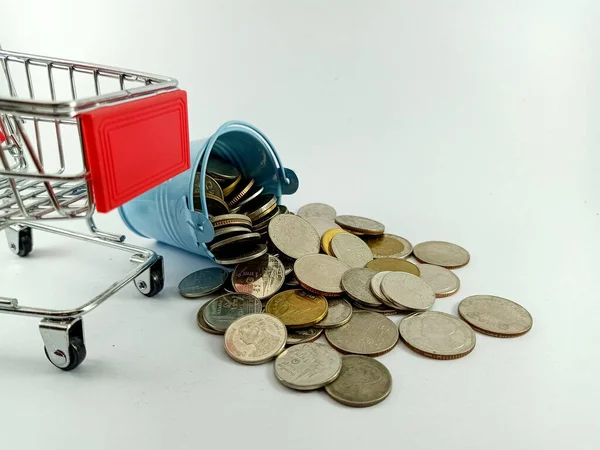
[118,121,299,260]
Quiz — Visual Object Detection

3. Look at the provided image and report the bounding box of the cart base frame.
[0,220,164,370]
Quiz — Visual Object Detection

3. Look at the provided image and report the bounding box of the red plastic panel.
[80,90,190,212]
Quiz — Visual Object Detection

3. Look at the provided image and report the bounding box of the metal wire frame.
[0,48,178,224]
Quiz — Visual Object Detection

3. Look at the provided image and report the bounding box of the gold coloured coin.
[241,194,278,222]
[227,178,255,207]
[265,289,328,328]
[252,200,278,222]
[221,174,242,197]
[210,214,253,229]
[366,258,420,276]
[362,234,412,259]
[321,229,348,256]
[194,173,225,200]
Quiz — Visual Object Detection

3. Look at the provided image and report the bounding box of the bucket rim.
[192,120,292,258]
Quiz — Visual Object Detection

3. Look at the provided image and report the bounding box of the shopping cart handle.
[0,130,5,144]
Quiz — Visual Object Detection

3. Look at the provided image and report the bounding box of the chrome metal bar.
[0,169,86,181]
[0,144,28,216]
[47,64,66,174]
[0,181,87,220]
[14,120,64,215]
[87,216,125,242]
[1,56,17,97]
[69,66,77,99]
[24,60,44,166]
[0,49,178,119]
[0,222,157,319]
[93,70,101,95]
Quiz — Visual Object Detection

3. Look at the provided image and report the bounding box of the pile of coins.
[182,162,534,407]
[194,154,288,265]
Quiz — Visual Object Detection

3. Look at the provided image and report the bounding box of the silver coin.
[212,243,268,265]
[297,203,337,220]
[399,311,476,360]
[224,313,287,365]
[268,215,320,259]
[369,271,408,310]
[209,232,261,251]
[334,215,385,235]
[302,216,341,238]
[314,298,353,329]
[278,254,295,276]
[275,342,342,391]
[294,254,351,296]
[213,225,252,240]
[229,184,265,212]
[458,295,533,337]
[226,178,255,206]
[223,271,236,293]
[418,264,460,298]
[286,328,323,345]
[350,301,402,315]
[178,267,229,298]
[203,293,262,332]
[284,273,300,287]
[252,205,281,231]
[325,355,392,407]
[331,233,374,268]
[341,268,382,307]
[240,194,277,221]
[278,205,290,214]
[325,311,399,356]
[363,234,413,259]
[381,272,435,311]
[413,241,470,268]
[206,154,240,180]
[232,254,285,300]
[196,302,224,335]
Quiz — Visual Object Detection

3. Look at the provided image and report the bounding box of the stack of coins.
[181,200,533,408]
[193,154,290,265]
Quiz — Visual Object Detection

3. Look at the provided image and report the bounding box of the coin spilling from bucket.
[180,156,532,407]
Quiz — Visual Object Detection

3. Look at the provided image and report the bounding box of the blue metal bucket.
[118,121,299,261]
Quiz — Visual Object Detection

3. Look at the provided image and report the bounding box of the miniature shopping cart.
[0,47,190,370]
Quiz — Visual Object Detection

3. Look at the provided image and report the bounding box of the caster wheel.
[7,226,32,257]
[44,336,87,371]
[138,256,164,298]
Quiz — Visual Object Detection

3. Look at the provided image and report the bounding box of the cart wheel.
[6,225,32,257]
[137,255,164,298]
[44,336,87,371]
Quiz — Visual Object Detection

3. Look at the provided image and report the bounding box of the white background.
[1,1,599,449]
